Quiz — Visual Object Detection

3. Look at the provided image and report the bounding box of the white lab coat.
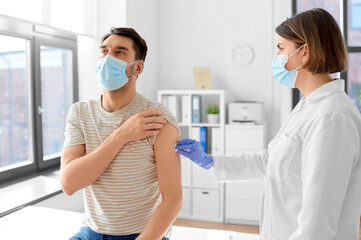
[213,80,361,240]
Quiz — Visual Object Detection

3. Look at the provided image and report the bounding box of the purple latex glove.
[175,138,213,169]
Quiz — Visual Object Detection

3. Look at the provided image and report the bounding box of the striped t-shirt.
[63,93,179,235]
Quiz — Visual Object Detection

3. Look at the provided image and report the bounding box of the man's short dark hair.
[101,27,148,61]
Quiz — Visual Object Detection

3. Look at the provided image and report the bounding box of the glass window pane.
[348,0,361,46]
[348,53,361,112]
[297,0,341,26]
[40,46,73,160]
[0,35,31,170]
[0,0,42,23]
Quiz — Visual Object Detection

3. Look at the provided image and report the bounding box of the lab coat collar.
[304,79,345,103]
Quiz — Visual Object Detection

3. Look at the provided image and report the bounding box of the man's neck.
[101,85,137,112]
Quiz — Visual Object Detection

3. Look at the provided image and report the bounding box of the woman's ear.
[301,44,308,64]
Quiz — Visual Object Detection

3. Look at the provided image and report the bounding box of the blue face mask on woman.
[271,44,305,88]
[96,54,138,91]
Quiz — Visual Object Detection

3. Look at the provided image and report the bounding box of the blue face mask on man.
[271,44,305,88]
[96,54,138,91]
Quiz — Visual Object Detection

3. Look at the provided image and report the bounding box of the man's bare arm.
[60,109,167,196]
[136,123,182,240]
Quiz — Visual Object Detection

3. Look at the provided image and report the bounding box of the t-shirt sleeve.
[147,103,180,145]
[156,103,180,135]
[63,102,85,149]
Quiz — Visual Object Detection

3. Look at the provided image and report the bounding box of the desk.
[0,206,260,240]
[0,174,61,216]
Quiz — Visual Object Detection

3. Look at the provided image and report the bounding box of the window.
[347,0,361,110]
[348,53,361,110]
[0,0,94,35]
[0,35,31,170]
[40,46,73,161]
[0,17,78,182]
[296,0,341,25]
[348,0,361,47]
[293,0,361,112]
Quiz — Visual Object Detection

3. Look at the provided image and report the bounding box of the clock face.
[231,44,254,66]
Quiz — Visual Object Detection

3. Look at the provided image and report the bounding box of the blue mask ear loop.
[288,44,306,70]
[126,60,139,81]
[288,44,306,58]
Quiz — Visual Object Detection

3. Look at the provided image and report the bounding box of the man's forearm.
[136,196,182,240]
[61,128,128,195]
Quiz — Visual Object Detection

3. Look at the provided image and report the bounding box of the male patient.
[61,27,182,240]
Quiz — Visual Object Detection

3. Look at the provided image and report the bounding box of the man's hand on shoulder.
[118,109,167,143]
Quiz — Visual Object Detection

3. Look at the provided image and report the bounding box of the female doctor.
[175,8,361,240]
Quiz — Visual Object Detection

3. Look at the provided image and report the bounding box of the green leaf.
[206,104,219,114]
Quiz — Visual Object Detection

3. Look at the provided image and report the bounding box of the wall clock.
[231,43,254,66]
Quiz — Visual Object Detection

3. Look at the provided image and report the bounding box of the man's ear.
[134,60,144,77]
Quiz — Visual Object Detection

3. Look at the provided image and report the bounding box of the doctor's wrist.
[199,155,214,170]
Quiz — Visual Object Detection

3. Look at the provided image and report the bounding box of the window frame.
[292,0,361,107]
[0,16,78,182]
[34,36,78,170]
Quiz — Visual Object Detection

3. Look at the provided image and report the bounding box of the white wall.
[77,35,101,101]
[272,0,293,132]
[78,0,127,101]
[155,0,292,141]
[126,0,160,102]
[78,0,160,102]
[159,0,269,99]
[96,0,127,41]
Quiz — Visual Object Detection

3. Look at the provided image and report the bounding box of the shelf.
[158,89,226,223]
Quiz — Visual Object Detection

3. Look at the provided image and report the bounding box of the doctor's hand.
[175,138,213,169]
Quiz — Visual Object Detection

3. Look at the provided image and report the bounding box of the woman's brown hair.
[276,8,348,74]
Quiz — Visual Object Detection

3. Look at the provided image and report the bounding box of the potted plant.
[206,104,220,123]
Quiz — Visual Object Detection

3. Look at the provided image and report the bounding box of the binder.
[191,127,201,141]
[161,95,168,108]
[167,95,179,120]
[211,128,221,155]
[200,127,207,152]
[192,95,201,123]
[181,95,191,124]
